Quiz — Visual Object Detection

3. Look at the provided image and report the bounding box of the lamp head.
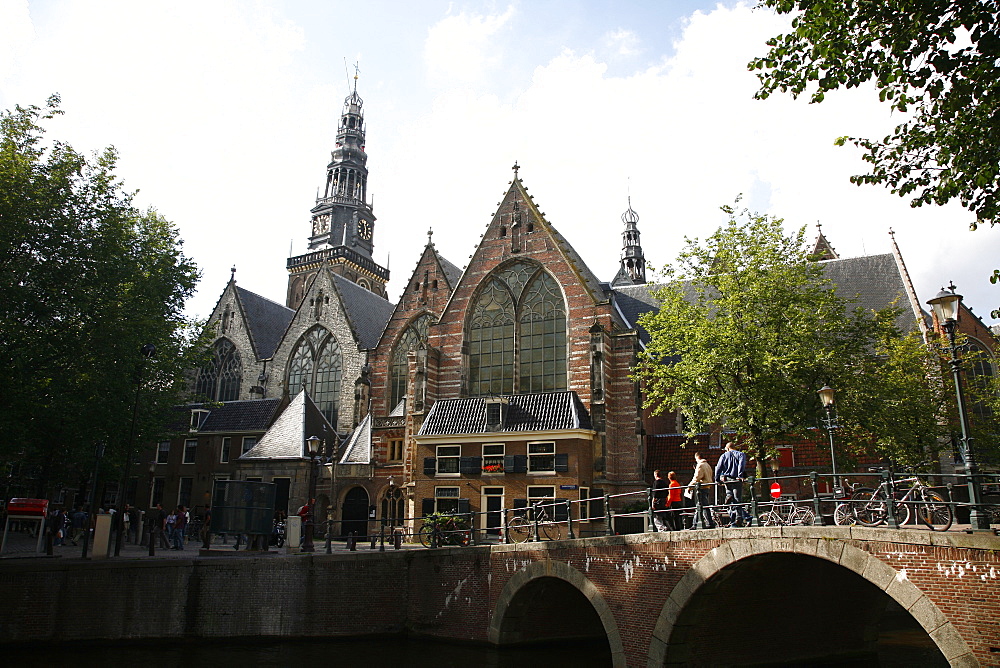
[818,385,835,408]
[927,286,962,324]
[306,435,321,456]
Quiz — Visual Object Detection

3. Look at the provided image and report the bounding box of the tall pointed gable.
[234,286,295,360]
[810,222,840,261]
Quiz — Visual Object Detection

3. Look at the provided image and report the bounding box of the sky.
[2,0,997,326]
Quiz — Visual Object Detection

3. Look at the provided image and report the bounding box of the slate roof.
[236,286,294,360]
[340,414,372,464]
[171,398,283,433]
[241,391,336,460]
[610,253,921,342]
[436,251,463,288]
[419,391,592,436]
[330,272,395,350]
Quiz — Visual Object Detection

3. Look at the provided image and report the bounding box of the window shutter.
[511,455,527,474]
[590,488,604,520]
[459,456,481,475]
[554,453,569,472]
[554,499,568,522]
[421,498,435,517]
[423,457,436,475]
[504,455,516,473]
[457,498,471,515]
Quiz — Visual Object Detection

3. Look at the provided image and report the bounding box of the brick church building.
[143,79,998,538]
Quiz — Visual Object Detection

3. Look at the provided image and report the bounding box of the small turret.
[611,198,647,287]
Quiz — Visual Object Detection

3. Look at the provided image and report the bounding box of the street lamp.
[146,460,157,556]
[115,343,155,557]
[301,435,321,552]
[927,285,991,531]
[817,385,842,495]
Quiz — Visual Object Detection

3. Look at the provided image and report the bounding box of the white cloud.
[424,5,515,86]
[604,29,640,57]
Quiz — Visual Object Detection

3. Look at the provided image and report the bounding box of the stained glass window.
[390,314,433,410]
[287,327,342,424]
[195,339,242,401]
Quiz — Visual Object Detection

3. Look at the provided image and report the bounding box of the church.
[144,79,998,538]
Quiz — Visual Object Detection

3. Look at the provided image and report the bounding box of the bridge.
[0,526,997,666]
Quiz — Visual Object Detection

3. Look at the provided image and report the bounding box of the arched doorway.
[341,486,370,538]
[654,549,951,666]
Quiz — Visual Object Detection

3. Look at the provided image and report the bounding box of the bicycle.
[758,499,814,526]
[417,513,471,548]
[507,501,564,542]
[833,480,875,526]
[852,471,953,531]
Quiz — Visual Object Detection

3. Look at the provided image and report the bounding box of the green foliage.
[634,203,945,472]
[750,1,1000,230]
[0,96,209,495]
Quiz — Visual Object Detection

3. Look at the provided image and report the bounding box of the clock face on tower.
[357,219,372,240]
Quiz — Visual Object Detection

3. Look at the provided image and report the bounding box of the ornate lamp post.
[301,434,321,552]
[817,385,842,495]
[146,460,156,556]
[927,285,991,531]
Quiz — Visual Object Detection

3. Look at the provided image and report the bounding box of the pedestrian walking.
[688,452,716,529]
[70,506,87,546]
[651,470,671,532]
[172,505,187,550]
[716,441,751,526]
[666,471,683,531]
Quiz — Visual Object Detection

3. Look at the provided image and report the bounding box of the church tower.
[611,198,647,287]
[286,72,390,308]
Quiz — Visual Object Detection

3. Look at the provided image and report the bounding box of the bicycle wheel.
[854,488,887,527]
[892,497,911,527]
[917,490,953,532]
[418,524,435,548]
[540,522,563,541]
[790,507,814,526]
[507,516,531,543]
[711,507,732,528]
[759,512,778,527]
[833,503,855,526]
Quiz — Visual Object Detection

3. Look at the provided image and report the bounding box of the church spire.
[810,221,839,261]
[611,198,647,287]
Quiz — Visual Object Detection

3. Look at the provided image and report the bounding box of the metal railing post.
[810,472,824,525]
[646,487,656,532]
[379,525,385,552]
[566,499,575,540]
[604,494,613,536]
[748,476,759,527]
[883,470,900,529]
[693,482,704,529]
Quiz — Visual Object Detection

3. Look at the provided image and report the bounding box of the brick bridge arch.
[646,537,972,666]
[488,559,627,666]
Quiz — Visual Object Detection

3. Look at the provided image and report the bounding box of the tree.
[749,1,1000,230]
[0,96,208,498]
[634,203,946,475]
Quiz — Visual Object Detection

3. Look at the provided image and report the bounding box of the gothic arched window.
[966,339,997,420]
[467,261,567,396]
[390,314,433,410]
[196,339,242,402]
[287,327,343,424]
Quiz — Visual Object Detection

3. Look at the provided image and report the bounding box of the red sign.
[770,483,781,499]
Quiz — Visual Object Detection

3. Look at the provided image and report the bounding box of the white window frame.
[482,443,505,474]
[436,445,461,476]
[434,486,460,514]
[527,486,556,516]
[579,486,591,521]
[156,441,170,464]
[527,441,555,475]
[220,437,231,464]
[177,477,193,507]
[182,439,197,465]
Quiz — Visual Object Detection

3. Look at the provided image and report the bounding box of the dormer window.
[485,397,509,431]
[190,409,209,431]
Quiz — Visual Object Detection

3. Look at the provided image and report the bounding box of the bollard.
[810,472,825,525]
[379,526,385,552]
[393,529,402,550]
[748,476,760,527]
[370,532,377,550]
[348,532,357,551]
[45,526,53,556]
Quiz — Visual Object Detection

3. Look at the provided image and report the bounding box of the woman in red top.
[667,471,683,531]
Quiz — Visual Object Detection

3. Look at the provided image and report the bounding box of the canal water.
[8,636,614,667]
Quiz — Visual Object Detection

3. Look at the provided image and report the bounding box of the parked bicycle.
[833,479,875,526]
[852,469,952,531]
[418,513,471,548]
[507,501,564,542]
[758,498,815,526]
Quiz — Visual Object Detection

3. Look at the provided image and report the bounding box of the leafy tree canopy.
[749,1,1000,230]
[0,95,209,497]
[634,203,947,474]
